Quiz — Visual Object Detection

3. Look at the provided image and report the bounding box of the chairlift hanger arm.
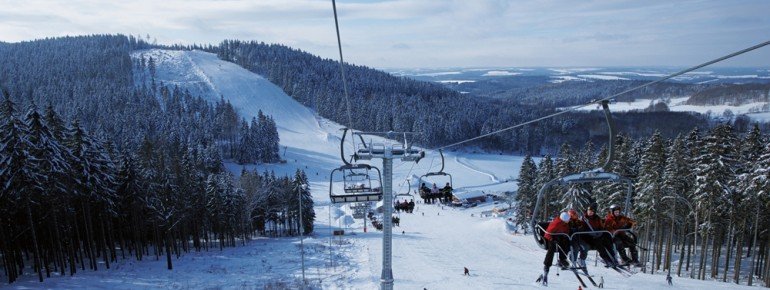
[437,149,445,173]
[598,100,615,171]
[340,128,352,166]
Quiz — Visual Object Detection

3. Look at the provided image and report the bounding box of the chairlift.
[418,149,453,204]
[530,100,635,250]
[329,128,384,203]
[394,178,415,201]
[393,180,416,214]
[351,202,371,219]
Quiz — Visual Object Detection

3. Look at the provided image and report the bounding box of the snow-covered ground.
[9,49,760,289]
[572,96,770,122]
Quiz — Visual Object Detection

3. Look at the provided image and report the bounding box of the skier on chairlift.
[605,204,639,266]
[567,209,589,268]
[543,212,572,274]
[441,182,453,203]
[582,205,619,267]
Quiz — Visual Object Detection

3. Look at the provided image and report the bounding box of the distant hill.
[686,83,770,106]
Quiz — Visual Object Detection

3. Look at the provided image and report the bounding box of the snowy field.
[572,96,769,122]
[7,49,759,289]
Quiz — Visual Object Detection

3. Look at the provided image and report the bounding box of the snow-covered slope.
[129,49,523,202]
[11,49,758,289]
[133,49,331,152]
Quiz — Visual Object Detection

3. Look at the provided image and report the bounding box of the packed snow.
[10,49,761,289]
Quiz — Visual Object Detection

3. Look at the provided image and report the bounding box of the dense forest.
[514,124,770,286]
[687,83,770,108]
[455,77,706,106]
[0,35,308,284]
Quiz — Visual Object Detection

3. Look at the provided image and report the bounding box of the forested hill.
[471,79,704,107]
[0,35,309,284]
[217,40,491,147]
[217,40,714,153]
[0,35,280,164]
[687,83,770,106]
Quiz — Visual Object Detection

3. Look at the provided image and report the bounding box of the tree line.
[515,123,770,286]
[0,35,305,284]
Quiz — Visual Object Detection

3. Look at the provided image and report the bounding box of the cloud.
[0,0,768,68]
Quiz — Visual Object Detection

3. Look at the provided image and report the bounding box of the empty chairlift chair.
[329,164,383,203]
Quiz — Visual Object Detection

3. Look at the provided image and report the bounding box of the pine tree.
[634,131,666,220]
[25,105,73,197]
[634,131,667,271]
[554,143,591,211]
[595,134,633,210]
[293,169,315,235]
[514,154,537,229]
[727,124,764,282]
[692,124,738,279]
[745,140,770,285]
[534,155,556,220]
[661,134,691,275]
[0,96,43,281]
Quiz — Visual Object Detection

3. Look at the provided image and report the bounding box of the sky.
[1,0,769,69]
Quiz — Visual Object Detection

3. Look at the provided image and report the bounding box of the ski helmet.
[559,212,570,222]
[609,204,621,212]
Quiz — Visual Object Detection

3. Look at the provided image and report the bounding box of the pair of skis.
[610,263,636,277]
[570,266,597,288]
[536,266,596,288]
[538,264,637,287]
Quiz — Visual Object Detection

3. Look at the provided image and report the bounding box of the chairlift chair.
[417,149,453,203]
[530,100,635,250]
[329,163,383,203]
[394,178,415,201]
[328,128,384,203]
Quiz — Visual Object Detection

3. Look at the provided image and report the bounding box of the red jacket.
[544,218,569,241]
[605,213,636,233]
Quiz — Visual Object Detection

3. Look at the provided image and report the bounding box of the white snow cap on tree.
[559,212,570,222]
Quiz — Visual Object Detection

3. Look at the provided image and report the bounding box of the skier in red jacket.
[543,212,572,272]
[605,204,639,265]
